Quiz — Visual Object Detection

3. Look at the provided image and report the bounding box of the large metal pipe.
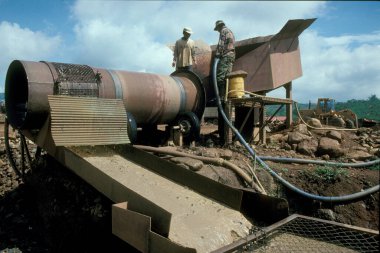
[5,60,205,130]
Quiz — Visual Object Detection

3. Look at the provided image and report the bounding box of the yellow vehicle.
[299,98,358,128]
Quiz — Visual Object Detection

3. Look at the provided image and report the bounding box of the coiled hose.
[213,58,379,202]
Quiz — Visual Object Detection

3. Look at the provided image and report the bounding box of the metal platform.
[222,95,293,145]
[230,96,293,107]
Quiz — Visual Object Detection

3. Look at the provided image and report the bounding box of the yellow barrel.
[227,70,248,98]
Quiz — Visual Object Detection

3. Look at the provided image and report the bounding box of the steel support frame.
[224,96,292,145]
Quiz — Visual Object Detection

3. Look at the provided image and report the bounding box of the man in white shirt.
[172,27,196,71]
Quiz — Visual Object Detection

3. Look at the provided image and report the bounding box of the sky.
[0,0,379,103]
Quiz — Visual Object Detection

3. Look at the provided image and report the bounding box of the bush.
[313,166,348,183]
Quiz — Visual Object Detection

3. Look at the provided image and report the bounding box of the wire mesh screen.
[239,216,379,253]
[52,62,99,97]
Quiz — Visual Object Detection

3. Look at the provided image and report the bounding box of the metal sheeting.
[271,18,316,41]
[48,95,130,146]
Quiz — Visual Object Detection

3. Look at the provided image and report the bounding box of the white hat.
[183,27,193,34]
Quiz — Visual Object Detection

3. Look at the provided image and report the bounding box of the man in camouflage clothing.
[214,20,235,99]
[214,20,235,143]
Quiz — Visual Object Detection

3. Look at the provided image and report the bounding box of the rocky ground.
[181,120,379,231]
[0,116,379,252]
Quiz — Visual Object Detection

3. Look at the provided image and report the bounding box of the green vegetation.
[335,95,380,121]
[281,168,289,173]
[266,95,380,121]
[367,164,380,171]
[312,166,348,183]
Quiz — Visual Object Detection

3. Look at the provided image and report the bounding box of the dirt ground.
[0,119,379,252]
[200,126,379,228]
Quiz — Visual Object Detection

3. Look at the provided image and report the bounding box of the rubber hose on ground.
[259,156,380,168]
[133,145,266,194]
[212,58,379,203]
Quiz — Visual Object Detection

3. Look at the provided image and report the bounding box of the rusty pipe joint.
[5,60,205,130]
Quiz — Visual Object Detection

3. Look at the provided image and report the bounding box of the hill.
[336,95,380,121]
[267,95,380,121]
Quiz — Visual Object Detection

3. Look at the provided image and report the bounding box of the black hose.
[4,117,22,177]
[259,156,380,168]
[212,58,379,202]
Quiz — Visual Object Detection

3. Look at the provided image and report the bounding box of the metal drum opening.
[5,60,29,129]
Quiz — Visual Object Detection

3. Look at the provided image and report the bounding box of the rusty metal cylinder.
[5,60,205,129]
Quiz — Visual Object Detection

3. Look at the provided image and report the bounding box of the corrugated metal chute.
[48,95,130,146]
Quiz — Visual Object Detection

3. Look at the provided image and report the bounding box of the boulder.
[307,118,322,128]
[295,124,309,135]
[267,133,286,143]
[361,143,370,148]
[369,148,378,155]
[0,145,6,155]
[329,116,345,127]
[346,150,373,161]
[281,142,292,151]
[354,146,368,152]
[288,132,310,144]
[316,209,336,221]
[318,137,345,158]
[202,148,219,158]
[321,154,330,160]
[170,157,204,171]
[326,130,342,142]
[205,138,214,148]
[297,139,318,156]
[220,149,233,160]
